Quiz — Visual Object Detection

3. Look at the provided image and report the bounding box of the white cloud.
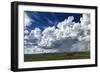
[24,46,59,54]
[24,14,90,54]
[39,26,57,48]
[28,28,41,45]
[24,13,33,27]
[24,29,29,34]
[57,16,74,31]
[24,35,29,40]
[33,28,41,40]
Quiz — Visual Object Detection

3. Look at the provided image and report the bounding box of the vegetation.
[24,52,90,62]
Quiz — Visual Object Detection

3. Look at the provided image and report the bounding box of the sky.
[24,11,82,32]
[24,11,90,54]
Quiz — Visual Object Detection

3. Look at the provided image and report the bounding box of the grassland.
[24,52,90,62]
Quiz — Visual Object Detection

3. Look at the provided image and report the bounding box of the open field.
[24,52,90,62]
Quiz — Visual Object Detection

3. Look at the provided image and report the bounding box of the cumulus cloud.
[24,29,29,34]
[27,28,42,45]
[24,14,90,54]
[24,46,59,54]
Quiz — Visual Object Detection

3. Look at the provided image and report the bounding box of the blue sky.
[24,11,82,31]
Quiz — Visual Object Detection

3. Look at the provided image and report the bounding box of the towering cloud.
[24,14,90,54]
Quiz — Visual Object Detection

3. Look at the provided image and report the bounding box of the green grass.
[24,51,90,62]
